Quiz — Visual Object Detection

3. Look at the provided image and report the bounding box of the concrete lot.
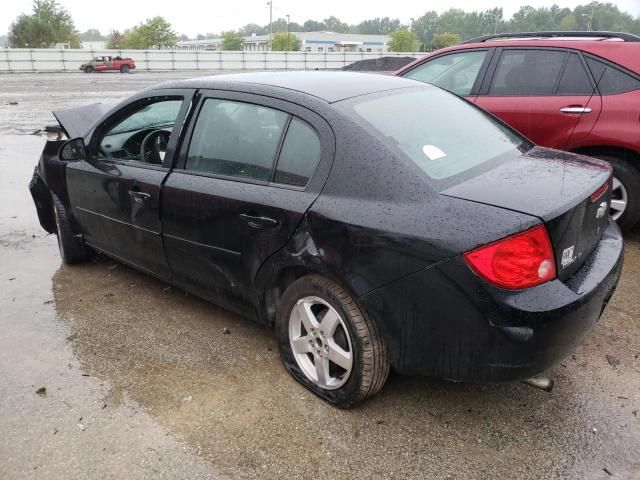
[1,72,639,479]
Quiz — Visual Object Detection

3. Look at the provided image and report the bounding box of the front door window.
[97,98,183,165]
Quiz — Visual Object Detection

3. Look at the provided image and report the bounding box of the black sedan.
[30,72,623,407]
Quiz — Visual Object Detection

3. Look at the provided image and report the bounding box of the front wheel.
[84,65,94,73]
[52,195,89,264]
[594,155,640,232]
[276,275,389,408]
[120,64,130,73]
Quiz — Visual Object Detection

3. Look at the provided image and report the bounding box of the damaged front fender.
[29,138,71,234]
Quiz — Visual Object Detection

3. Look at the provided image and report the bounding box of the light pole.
[410,18,415,52]
[286,14,290,51]
[267,1,273,50]
[581,8,594,31]
[487,12,500,34]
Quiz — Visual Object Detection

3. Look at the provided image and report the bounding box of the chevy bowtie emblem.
[596,201,608,219]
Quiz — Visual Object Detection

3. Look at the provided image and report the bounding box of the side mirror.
[59,137,86,161]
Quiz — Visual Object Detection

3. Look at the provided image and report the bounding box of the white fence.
[0,48,419,73]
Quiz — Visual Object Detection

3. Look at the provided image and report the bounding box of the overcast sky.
[3,0,640,36]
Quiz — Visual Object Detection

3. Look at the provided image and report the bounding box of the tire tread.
[278,274,389,407]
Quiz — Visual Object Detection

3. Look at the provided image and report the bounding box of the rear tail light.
[591,181,609,202]
[464,225,556,289]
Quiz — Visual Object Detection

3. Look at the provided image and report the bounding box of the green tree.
[323,16,350,33]
[106,30,124,49]
[431,32,461,49]
[303,20,325,32]
[221,31,244,50]
[239,23,266,36]
[79,29,105,41]
[270,18,288,33]
[573,2,636,31]
[271,32,300,51]
[9,0,80,48]
[388,29,420,52]
[479,8,504,35]
[356,17,401,35]
[506,5,571,32]
[136,16,177,48]
[413,11,439,47]
[559,14,579,30]
[114,17,177,49]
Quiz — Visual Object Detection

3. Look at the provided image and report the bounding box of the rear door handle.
[239,213,279,228]
[560,106,592,114]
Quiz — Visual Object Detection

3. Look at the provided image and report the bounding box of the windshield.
[108,100,182,136]
[337,87,531,184]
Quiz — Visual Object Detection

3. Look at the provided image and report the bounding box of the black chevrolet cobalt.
[30,72,623,407]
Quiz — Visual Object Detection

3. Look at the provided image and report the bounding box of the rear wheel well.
[262,266,315,326]
[572,146,640,171]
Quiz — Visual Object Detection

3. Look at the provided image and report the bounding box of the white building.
[176,31,389,52]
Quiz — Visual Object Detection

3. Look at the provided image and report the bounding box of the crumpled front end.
[29,138,69,234]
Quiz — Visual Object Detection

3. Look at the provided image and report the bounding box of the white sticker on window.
[422,144,447,161]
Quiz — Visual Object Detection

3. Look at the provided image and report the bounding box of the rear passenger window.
[556,53,593,95]
[489,50,566,95]
[274,118,321,187]
[186,99,287,181]
[585,57,640,95]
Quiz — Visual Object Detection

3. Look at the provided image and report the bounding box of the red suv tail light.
[464,225,556,289]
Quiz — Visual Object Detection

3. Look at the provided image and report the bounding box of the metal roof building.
[176,31,389,52]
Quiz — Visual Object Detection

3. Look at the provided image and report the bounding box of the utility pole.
[286,14,290,50]
[410,18,415,52]
[267,1,273,50]
[582,7,594,31]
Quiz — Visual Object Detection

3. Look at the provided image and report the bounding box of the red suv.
[395,31,640,231]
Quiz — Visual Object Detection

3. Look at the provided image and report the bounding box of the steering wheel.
[140,130,170,164]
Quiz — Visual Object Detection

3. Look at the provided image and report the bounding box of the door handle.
[560,106,592,114]
[128,189,151,201]
[239,213,279,228]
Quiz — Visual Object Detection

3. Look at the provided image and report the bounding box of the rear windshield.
[337,87,531,185]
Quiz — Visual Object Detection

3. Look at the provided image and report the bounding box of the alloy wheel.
[288,296,353,390]
[610,176,628,221]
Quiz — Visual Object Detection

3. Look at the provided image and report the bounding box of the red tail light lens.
[591,181,609,202]
[464,225,556,289]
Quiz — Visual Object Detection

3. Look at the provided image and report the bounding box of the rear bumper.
[360,218,624,381]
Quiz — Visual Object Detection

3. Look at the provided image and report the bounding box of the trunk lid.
[442,147,612,280]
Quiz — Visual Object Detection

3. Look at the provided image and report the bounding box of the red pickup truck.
[80,56,136,73]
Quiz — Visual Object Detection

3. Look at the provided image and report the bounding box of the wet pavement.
[1,73,640,479]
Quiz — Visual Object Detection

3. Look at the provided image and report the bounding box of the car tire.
[593,155,640,233]
[84,65,94,73]
[276,275,389,408]
[52,194,89,264]
[120,65,130,73]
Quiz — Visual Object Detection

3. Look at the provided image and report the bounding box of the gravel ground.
[1,72,639,480]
